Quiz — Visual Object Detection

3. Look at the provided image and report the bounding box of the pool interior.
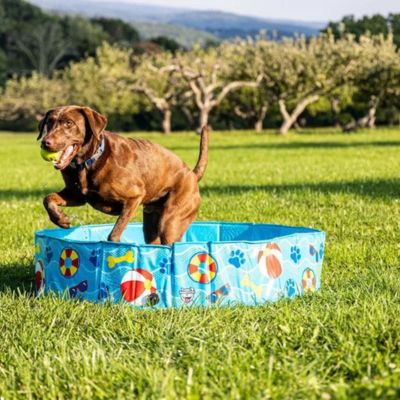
[37,222,320,245]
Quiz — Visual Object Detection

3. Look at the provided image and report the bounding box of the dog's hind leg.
[143,205,163,245]
[158,175,201,245]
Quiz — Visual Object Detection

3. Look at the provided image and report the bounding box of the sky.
[112,0,400,22]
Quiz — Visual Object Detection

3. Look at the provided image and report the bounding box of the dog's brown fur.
[38,105,208,244]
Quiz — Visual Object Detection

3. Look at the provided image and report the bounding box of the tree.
[0,72,68,122]
[174,44,262,130]
[325,13,400,48]
[224,38,268,132]
[91,17,140,48]
[129,51,188,133]
[256,33,360,134]
[348,34,400,129]
[150,36,181,54]
[12,22,73,77]
[63,43,139,117]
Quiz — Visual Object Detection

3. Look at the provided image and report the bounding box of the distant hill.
[132,22,217,48]
[167,11,323,39]
[29,0,325,44]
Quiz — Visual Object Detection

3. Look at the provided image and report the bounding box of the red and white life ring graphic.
[35,259,45,292]
[188,252,217,284]
[302,268,316,293]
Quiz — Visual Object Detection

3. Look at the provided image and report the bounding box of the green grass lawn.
[0,128,400,399]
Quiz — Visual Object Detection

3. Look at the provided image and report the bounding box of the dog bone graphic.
[241,274,263,298]
[107,250,134,268]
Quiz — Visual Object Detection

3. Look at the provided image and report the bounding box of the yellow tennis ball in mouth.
[40,148,60,162]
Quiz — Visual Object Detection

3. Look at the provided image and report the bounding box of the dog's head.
[37,105,107,170]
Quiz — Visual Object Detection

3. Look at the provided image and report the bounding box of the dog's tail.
[193,125,209,181]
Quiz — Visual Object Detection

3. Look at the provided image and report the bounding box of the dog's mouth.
[53,144,80,170]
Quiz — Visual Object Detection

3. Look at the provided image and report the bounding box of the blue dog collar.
[70,137,105,171]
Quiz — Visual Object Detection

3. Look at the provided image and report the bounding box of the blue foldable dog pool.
[34,222,326,308]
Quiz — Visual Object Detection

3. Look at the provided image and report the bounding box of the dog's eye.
[65,120,73,128]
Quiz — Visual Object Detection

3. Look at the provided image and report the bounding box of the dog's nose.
[42,138,54,149]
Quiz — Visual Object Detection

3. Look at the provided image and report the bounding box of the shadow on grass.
[0,179,399,201]
[170,140,400,152]
[0,262,34,295]
[0,187,57,201]
[202,178,400,200]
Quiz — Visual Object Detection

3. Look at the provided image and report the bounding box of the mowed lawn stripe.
[0,129,400,399]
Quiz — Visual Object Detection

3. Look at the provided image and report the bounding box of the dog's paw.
[58,219,71,229]
[107,233,121,242]
[50,212,71,229]
[229,249,245,268]
[290,246,301,264]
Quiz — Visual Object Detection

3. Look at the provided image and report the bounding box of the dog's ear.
[80,107,107,140]
[37,110,52,141]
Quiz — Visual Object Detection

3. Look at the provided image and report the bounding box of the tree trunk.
[278,95,319,135]
[254,105,268,133]
[182,106,194,128]
[367,96,378,129]
[330,97,340,128]
[198,108,210,132]
[161,109,171,134]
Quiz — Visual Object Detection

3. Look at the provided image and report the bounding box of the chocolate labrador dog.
[38,105,208,244]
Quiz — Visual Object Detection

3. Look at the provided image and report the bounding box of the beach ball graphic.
[302,268,316,293]
[258,243,283,279]
[120,269,159,306]
[35,259,45,292]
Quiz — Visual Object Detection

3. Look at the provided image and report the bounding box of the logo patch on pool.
[59,248,80,278]
[188,252,217,284]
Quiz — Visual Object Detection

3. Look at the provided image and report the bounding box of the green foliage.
[0,0,148,82]
[91,17,140,48]
[1,19,400,131]
[64,43,139,116]
[326,13,400,48]
[1,128,400,397]
[150,36,181,53]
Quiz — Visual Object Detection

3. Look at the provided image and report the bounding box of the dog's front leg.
[43,189,86,229]
[107,197,142,242]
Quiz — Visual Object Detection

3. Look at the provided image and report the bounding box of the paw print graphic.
[98,282,109,300]
[290,246,301,264]
[285,279,296,298]
[159,258,171,274]
[89,249,101,268]
[228,250,245,268]
[45,245,53,263]
[319,243,324,260]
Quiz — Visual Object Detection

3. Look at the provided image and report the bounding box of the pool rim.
[35,221,326,249]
